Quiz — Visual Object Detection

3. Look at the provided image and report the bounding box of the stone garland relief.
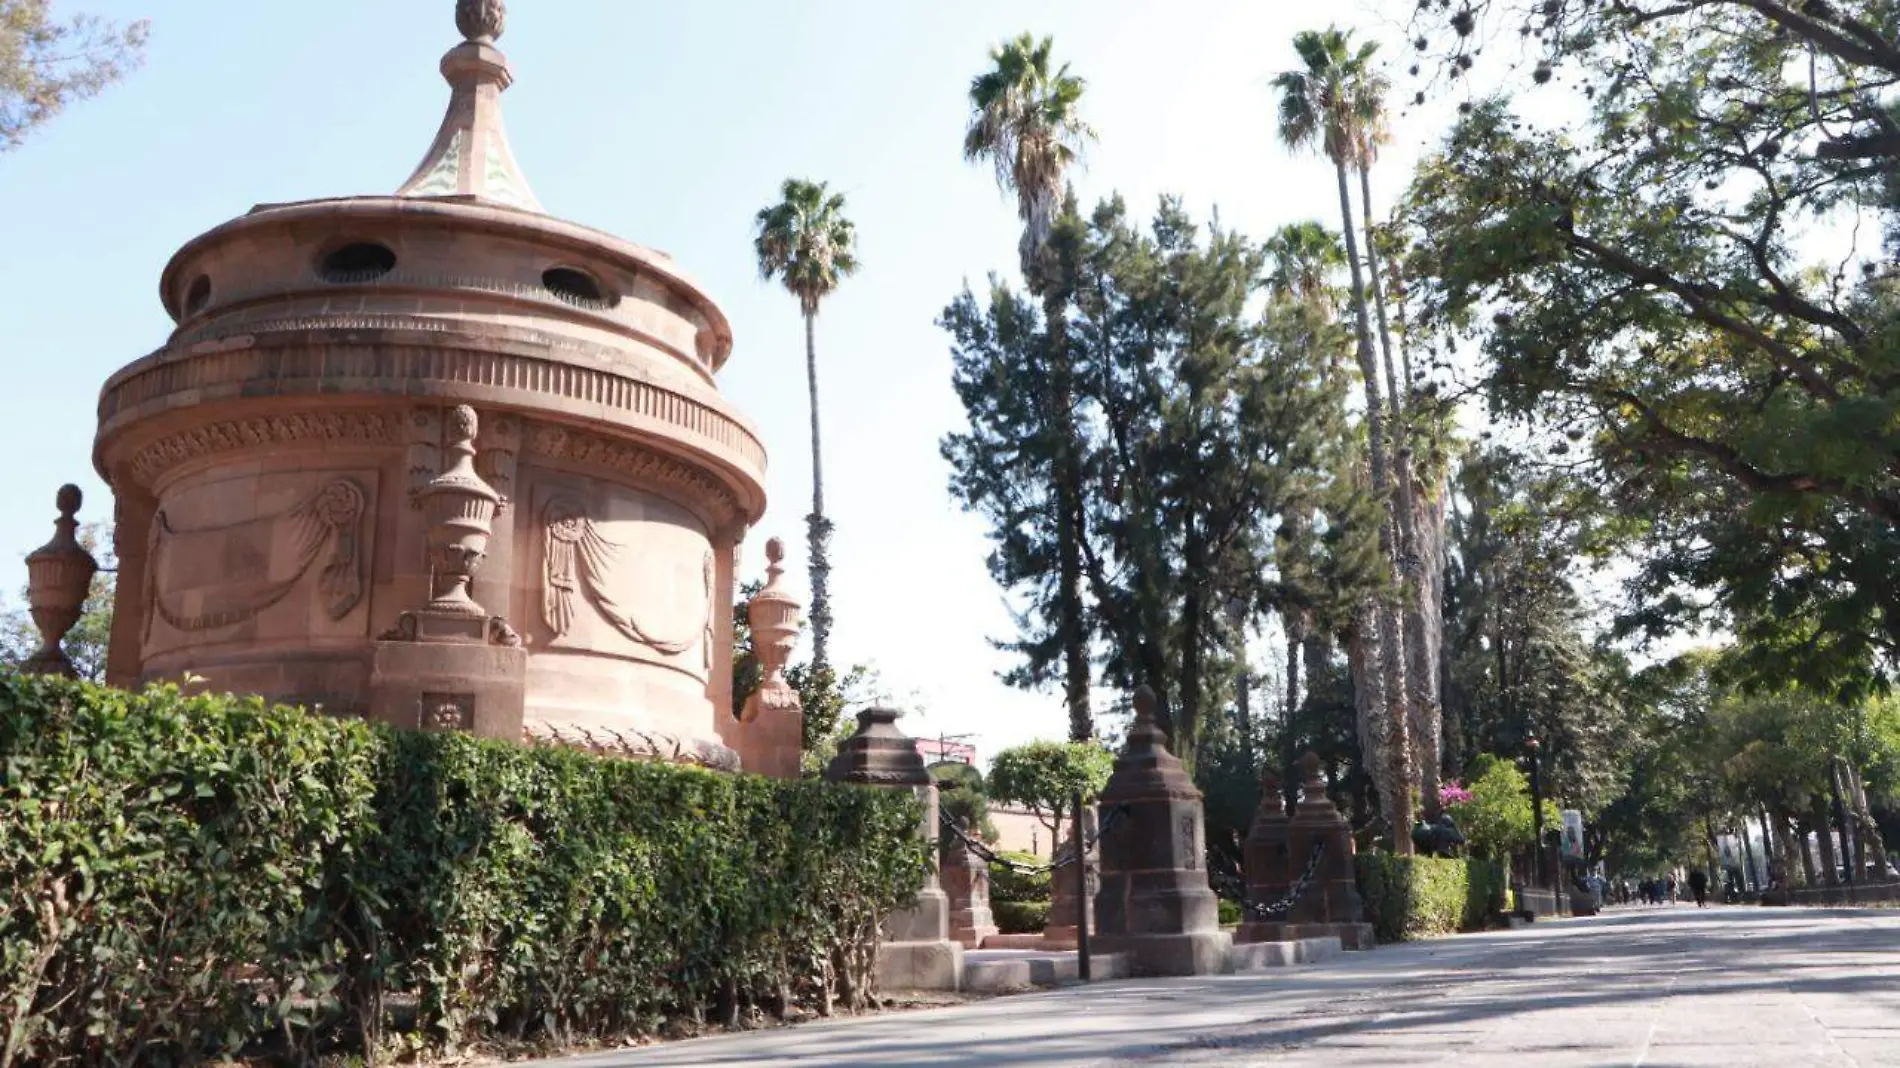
[540,495,711,660]
[144,478,368,638]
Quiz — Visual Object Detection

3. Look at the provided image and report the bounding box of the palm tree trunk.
[803,310,833,675]
[1334,156,1414,851]
[1359,160,1440,814]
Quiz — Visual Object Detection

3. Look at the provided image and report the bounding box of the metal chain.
[939,804,1131,873]
[1215,839,1328,919]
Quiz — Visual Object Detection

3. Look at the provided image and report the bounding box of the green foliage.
[986,850,1052,904]
[1404,0,1900,701]
[929,761,996,843]
[943,197,1359,771]
[1216,898,1242,926]
[1451,754,1561,860]
[1354,854,1506,942]
[991,901,1049,935]
[0,671,927,1064]
[0,1,148,152]
[987,741,1113,858]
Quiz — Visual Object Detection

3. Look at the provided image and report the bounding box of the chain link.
[939,804,1131,873]
[1210,840,1328,919]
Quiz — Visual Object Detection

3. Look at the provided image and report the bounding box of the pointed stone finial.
[455,0,505,43]
[397,0,541,211]
[1302,751,1324,792]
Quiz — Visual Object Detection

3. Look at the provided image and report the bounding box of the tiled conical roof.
[396,0,542,213]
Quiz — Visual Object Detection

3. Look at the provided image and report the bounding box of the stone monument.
[825,708,964,990]
[1092,686,1230,976]
[1239,753,1374,950]
[72,1,801,774]
[1235,764,1292,944]
[941,827,999,950]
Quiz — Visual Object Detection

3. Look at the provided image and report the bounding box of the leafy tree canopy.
[1,0,147,151]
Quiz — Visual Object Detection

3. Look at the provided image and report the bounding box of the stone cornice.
[96,332,765,515]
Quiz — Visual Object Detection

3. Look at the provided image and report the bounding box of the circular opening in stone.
[319,242,397,283]
[183,274,212,316]
[542,266,615,308]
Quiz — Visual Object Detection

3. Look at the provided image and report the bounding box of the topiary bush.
[1354,854,1506,942]
[0,671,928,1065]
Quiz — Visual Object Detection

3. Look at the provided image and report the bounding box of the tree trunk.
[1042,283,1092,743]
[802,311,834,676]
[1812,808,1840,885]
[1361,160,1438,812]
[1333,156,1413,850]
[1284,614,1303,774]
[1847,761,1891,877]
[1177,584,1205,775]
[1348,607,1396,844]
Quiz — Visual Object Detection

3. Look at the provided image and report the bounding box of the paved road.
[529,907,1900,1067]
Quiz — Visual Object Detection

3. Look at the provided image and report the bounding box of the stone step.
[1227,936,1343,971]
[979,933,1076,951]
[962,950,1130,991]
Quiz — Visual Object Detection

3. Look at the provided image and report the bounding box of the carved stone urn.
[418,405,501,621]
[22,485,99,678]
[742,537,801,722]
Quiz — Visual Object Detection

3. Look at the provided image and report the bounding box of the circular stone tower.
[91,2,766,768]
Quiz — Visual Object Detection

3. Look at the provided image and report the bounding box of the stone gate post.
[825,707,964,990]
[1092,686,1230,976]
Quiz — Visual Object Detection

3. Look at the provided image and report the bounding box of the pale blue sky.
[0,0,1468,756]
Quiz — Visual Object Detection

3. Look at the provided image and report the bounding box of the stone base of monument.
[1229,935,1344,969]
[368,639,526,741]
[1095,929,1234,977]
[1236,920,1375,951]
[876,940,965,991]
[962,949,1130,991]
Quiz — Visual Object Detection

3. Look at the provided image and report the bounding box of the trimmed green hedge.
[992,900,1049,934]
[987,849,1051,904]
[0,672,927,1065]
[1354,854,1507,942]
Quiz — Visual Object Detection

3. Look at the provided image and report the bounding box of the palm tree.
[1264,220,1346,310]
[754,177,860,678]
[1348,53,1447,812]
[1274,25,1416,850]
[965,33,1097,743]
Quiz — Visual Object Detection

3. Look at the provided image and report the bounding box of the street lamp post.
[1527,734,1545,889]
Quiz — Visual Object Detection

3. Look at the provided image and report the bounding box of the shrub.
[992,901,1050,934]
[1354,854,1507,942]
[0,672,928,1064]
[987,850,1052,904]
[1217,898,1242,926]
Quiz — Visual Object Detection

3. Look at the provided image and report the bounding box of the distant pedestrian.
[1666,875,1678,903]
[1688,869,1709,907]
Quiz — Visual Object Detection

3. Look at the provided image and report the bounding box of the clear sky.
[0,0,1474,758]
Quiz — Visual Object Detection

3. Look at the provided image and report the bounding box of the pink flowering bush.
[1439,781,1474,807]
